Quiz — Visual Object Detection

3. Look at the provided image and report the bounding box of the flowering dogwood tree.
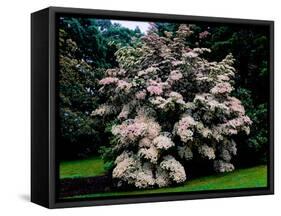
[92,24,252,188]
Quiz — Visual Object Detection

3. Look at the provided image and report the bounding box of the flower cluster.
[199,30,210,39]
[138,146,159,164]
[99,77,119,85]
[174,116,197,142]
[218,116,252,136]
[198,145,216,160]
[149,93,186,111]
[227,97,245,115]
[135,90,147,100]
[213,160,235,173]
[211,82,233,95]
[91,104,113,116]
[168,70,183,82]
[117,105,130,120]
[112,118,148,145]
[160,155,186,183]
[152,135,175,150]
[147,81,164,96]
[117,80,132,92]
[112,151,156,188]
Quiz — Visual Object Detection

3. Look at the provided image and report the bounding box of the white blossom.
[135,162,155,188]
[138,146,159,164]
[175,116,196,142]
[152,135,175,150]
[210,82,233,95]
[160,155,186,183]
[214,160,235,173]
[198,145,216,160]
[155,167,171,187]
[91,104,113,116]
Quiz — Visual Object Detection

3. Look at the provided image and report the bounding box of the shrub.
[93,25,252,188]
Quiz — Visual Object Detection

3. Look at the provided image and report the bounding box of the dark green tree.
[58,18,143,159]
[59,17,109,68]
[58,29,104,159]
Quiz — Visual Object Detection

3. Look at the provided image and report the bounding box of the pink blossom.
[211,82,233,95]
[199,31,210,39]
[146,121,161,139]
[99,77,119,85]
[169,70,183,81]
[179,116,196,129]
[123,123,147,141]
[227,97,245,115]
[217,75,230,82]
[218,116,252,136]
[135,90,147,100]
[175,116,197,142]
[118,105,130,120]
[198,145,216,160]
[139,138,152,148]
[171,60,183,67]
[117,80,132,91]
[242,116,252,125]
[138,146,159,164]
[147,81,163,95]
[152,135,175,150]
[160,155,186,183]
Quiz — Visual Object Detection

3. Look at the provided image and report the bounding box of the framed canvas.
[31,6,274,208]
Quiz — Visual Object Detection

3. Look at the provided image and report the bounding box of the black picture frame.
[31,6,274,209]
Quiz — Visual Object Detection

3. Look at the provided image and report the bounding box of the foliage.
[58,18,143,159]
[58,29,104,159]
[93,25,252,188]
[59,17,143,68]
[102,22,142,47]
[59,17,108,68]
[233,88,268,164]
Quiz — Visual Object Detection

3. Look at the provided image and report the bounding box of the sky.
[111,20,150,33]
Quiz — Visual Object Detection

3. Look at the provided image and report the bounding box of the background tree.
[58,29,105,159]
[58,17,143,159]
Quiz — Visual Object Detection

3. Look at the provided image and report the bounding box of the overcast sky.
[112,20,150,33]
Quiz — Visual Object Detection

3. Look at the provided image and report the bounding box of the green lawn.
[60,156,267,199]
[60,156,106,179]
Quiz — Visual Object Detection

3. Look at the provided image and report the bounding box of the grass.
[60,156,106,179]
[60,155,267,199]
